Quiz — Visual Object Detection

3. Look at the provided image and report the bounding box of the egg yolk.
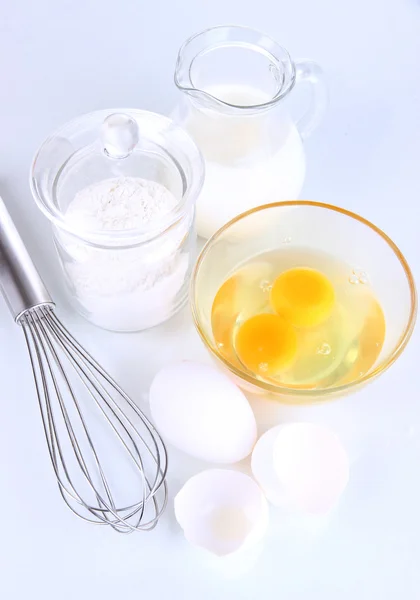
[270,267,335,328]
[235,313,297,376]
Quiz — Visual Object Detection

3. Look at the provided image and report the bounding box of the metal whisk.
[0,197,168,532]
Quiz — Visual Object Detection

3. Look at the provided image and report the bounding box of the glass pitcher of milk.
[173,25,327,239]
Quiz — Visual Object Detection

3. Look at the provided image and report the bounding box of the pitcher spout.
[174,25,296,115]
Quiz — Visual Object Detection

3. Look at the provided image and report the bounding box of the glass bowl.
[191,201,417,403]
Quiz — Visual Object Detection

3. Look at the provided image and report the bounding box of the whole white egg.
[149,361,257,463]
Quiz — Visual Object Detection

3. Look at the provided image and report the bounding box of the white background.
[1,1,420,598]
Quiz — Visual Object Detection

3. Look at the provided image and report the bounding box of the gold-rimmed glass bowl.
[191,201,417,403]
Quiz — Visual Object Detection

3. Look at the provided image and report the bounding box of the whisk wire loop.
[20,305,168,533]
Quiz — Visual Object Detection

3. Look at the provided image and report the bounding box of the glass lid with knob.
[31,109,204,245]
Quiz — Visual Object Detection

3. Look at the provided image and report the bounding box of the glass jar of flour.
[173,25,327,239]
[30,109,204,331]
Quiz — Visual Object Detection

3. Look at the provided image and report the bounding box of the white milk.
[184,84,306,239]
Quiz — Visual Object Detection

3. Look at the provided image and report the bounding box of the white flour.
[66,177,178,232]
[59,177,191,331]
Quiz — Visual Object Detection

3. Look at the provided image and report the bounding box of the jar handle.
[294,60,328,140]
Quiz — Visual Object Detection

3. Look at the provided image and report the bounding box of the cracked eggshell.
[252,423,350,514]
[149,361,257,463]
[273,423,349,514]
[251,425,287,506]
[174,469,269,556]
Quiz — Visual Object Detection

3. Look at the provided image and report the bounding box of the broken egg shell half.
[251,425,288,506]
[252,423,350,515]
[174,469,269,557]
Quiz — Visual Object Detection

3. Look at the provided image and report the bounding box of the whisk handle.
[0,196,53,322]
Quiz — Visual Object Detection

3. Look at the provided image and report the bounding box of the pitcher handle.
[294,60,328,140]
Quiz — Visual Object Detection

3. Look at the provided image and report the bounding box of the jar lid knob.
[101,113,139,159]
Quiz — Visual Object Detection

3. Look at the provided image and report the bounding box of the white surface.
[0,1,419,599]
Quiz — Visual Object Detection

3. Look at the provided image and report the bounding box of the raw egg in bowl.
[191,202,417,403]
